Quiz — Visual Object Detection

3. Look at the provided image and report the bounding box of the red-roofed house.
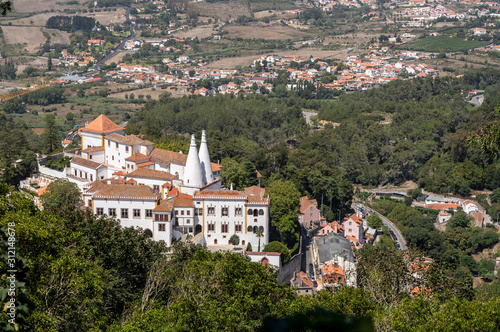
[299,196,321,228]
[343,213,365,245]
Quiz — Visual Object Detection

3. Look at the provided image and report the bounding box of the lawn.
[399,36,489,53]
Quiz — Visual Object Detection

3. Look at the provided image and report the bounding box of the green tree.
[448,211,471,229]
[256,227,264,252]
[47,54,53,71]
[41,179,81,215]
[263,241,291,264]
[230,234,240,246]
[367,214,383,230]
[41,114,59,153]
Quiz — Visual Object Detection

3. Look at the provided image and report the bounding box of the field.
[10,0,87,13]
[208,49,349,69]
[173,25,216,39]
[4,13,61,26]
[223,24,312,40]
[2,26,46,53]
[43,28,71,45]
[401,36,489,52]
[194,0,250,21]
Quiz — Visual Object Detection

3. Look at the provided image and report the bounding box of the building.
[321,264,344,285]
[314,232,356,287]
[290,272,314,296]
[71,115,269,249]
[298,196,321,228]
[342,213,365,245]
[247,252,281,269]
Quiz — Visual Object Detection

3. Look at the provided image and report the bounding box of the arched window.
[253,209,258,217]
[253,226,258,233]
[247,208,253,215]
[242,240,245,245]
[258,226,264,232]
[247,226,253,232]
[259,209,264,215]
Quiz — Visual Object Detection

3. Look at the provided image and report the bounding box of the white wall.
[81,131,103,149]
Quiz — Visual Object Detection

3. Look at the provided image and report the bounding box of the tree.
[47,54,53,71]
[367,214,383,230]
[256,227,264,252]
[246,242,252,252]
[490,188,500,203]
[448,211,471,229]
[41,179,81,215]
[230,234,240,246]
[263,241,291,264]
[41,114,59,153]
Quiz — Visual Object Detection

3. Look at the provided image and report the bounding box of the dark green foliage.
[46,15,96,32]
[41,179,81,215]
[21,87,65,106]
[263,241,291,263]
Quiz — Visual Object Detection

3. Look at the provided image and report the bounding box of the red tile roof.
[72,156,102,169]
[93,184,160,199]
[82,114,124,134]
[153,198,174,212]
[106,133,154,146]
[126,168,176,180]
[149,148,188,166]
[82,146,105,153]
[125,152,149,162]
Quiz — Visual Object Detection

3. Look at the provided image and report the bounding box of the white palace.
[66,115,269,248]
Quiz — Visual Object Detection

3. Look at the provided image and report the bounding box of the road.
[93,3,135,70]
[357,203,407,250]
[470,94,484,107]
[302,111,317,126]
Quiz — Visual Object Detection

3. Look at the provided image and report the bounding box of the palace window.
[121,208,129,219]
[125,146,129,152]
[159,223,166,231]
[221,224,229,233]
[195,208,203,216]
[208,207,215,215]
[208,223,215,232]
[146,209,153,218]
[108,208,116,216]
[187,210,190,216]
[96,208,104,216]
[235,207,242,216]
[259,209,264,215]
[221,207,228,216]
[153,185,160,193]
[181,210,184,216]
[133,209,141,218]
[235,224,242,233]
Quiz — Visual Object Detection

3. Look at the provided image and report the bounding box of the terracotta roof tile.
[125,152,149,162]
[126,168,176,180]
[172,195,194,207]
[93,184,160,199]
[82,114,124,134]
[149,148,188,166]
[106,133,154,146]
[153,198,174,212]
[194,190,247,199]
[82,146,105,153]
[72,156,102,169]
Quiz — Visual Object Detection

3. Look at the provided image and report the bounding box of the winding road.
[93,3,135,70]
[356,203,407,250]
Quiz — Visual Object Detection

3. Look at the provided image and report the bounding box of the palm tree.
[256,227,264,252]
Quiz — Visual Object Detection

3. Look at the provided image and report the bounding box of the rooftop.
[126,167,176,181]
[106,133,154,146]
[93,184,160,200]
[149,148,188,166]
[72,156,102,169]
[82,114,124,134]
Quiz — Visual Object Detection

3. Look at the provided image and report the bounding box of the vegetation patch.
[400,36,489,53]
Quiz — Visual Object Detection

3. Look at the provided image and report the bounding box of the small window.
[254,219,257,223]
[116,142,118,148]
[221,207,228,216]
[259,209,264,215]
[90,174,93,181]
[108,208,116,216]
[146,209,153,218]
[247,226,253,232]
[112,156,114,161]
[96,207,104,216]
[88,199,92,207]
[175,210,178,216]
[187,210,190,216]
[159,223,166,231]
[186,219,190,224]
[125,146,129,152]
[181,210,184,216]
[108,140,110,147]
[153,185,160,193]
[208,207,215,215]
[133,209,141,218]
[90,155,93,160]
[121,208,129,219]
[221,224,229,233]
[235,207,242,216]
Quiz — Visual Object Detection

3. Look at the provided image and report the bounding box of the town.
[1,0,500,330]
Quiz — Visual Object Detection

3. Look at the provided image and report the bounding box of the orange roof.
[126,168,176,180]
[82,114,124,134]
[322,264,343,276]
[211,162,222,172]
[172,195,194,207]
[137,161,155,167]
[38,186,49,196]
[425,203,460,210]
[153,198,174,212]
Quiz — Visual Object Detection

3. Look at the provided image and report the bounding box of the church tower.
[183,134,204,189]
[199,130,214,186]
